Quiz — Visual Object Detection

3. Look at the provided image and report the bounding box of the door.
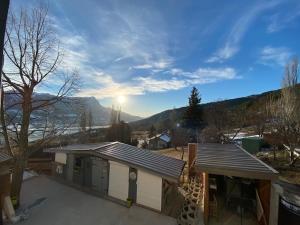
[73,156,84,185]
[128,168,137,202]
[108,161,129,201]
[137,170,162,211]
[91,157,108,195]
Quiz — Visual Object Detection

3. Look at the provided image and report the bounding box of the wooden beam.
[196,165,278,181]
[203,172,209,225]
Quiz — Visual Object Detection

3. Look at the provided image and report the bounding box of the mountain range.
[130,86,288,131]
[4,93,142,126]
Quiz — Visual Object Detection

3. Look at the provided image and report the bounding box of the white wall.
[108,161,129,201]
[137,170,162,211]
[55,153,67,164]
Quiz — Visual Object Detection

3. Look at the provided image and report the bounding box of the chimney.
[188,143,197,178]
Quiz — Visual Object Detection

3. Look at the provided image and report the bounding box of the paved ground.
[17,176,176,225]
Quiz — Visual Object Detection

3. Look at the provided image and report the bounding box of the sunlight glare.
[117,95,126,104]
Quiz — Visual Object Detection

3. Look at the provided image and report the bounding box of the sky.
[10,0,300,117]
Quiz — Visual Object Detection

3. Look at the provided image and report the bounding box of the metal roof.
[195,143,278,180]
[44,142,185,182]
[148,133,171,143]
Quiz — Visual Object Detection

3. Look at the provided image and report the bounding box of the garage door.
[137,170,162,211]
[108,161,129,201]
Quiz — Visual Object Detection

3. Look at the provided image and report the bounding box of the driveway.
[18,176,176,225]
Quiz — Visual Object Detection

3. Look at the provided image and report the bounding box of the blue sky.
[11,0,300,117]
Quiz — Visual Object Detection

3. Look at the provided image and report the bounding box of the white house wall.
[108,161,129,201]
[137,169,162,211]
[55,153,67,164]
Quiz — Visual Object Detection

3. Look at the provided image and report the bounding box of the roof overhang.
[195,143,279,181]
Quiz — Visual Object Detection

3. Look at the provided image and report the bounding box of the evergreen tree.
[183,86,203,130]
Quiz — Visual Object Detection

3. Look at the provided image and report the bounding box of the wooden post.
[188,143,197,179]
[257,180,271,225]
[203,172,209,225]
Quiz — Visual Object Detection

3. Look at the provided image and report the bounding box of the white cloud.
[259,46,292,66]
[207,1,280,63]
[131,60,172,70]
[267,7,300,33]
[131,64,153,69]
[35,3,240,101]
[136,77,187,92]
[76,67,238,99]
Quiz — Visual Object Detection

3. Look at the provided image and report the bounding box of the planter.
[126,198,133,208]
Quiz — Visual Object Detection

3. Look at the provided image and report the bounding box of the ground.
[257,150,300,185]
[16,176,176,225]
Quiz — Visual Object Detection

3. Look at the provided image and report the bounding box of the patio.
[16,176,176,225]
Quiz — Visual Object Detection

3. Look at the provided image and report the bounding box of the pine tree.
[183,86,203,130]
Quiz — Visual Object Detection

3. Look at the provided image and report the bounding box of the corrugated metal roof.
[44,142,185,181]
[95,142,184,181]
[195,143,278,180]
[0,151,13,163]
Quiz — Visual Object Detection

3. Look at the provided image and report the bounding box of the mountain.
[130,87,285,131]
[4,93,142,126]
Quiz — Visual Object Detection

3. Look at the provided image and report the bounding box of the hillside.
[5,93,142,126]
[130,87,284,131]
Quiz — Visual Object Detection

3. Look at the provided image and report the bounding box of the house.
[44,142,185,213]
[148,133,171,150]
[188,143,279,225]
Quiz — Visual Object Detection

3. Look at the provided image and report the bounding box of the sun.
[117,95,126,104]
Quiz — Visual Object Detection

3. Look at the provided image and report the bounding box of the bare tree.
[1,5,78,206]
[203,100,248,143]
[170,127,188,159]
[246,99,268,137]
[267,58,300,165]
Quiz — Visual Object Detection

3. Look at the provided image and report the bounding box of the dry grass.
[257,150,300,185]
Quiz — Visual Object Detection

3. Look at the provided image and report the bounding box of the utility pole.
[0,1,9,225]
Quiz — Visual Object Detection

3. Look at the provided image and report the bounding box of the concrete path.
[17,176,176,225]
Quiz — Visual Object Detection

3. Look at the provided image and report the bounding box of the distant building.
[148,133,171,150]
